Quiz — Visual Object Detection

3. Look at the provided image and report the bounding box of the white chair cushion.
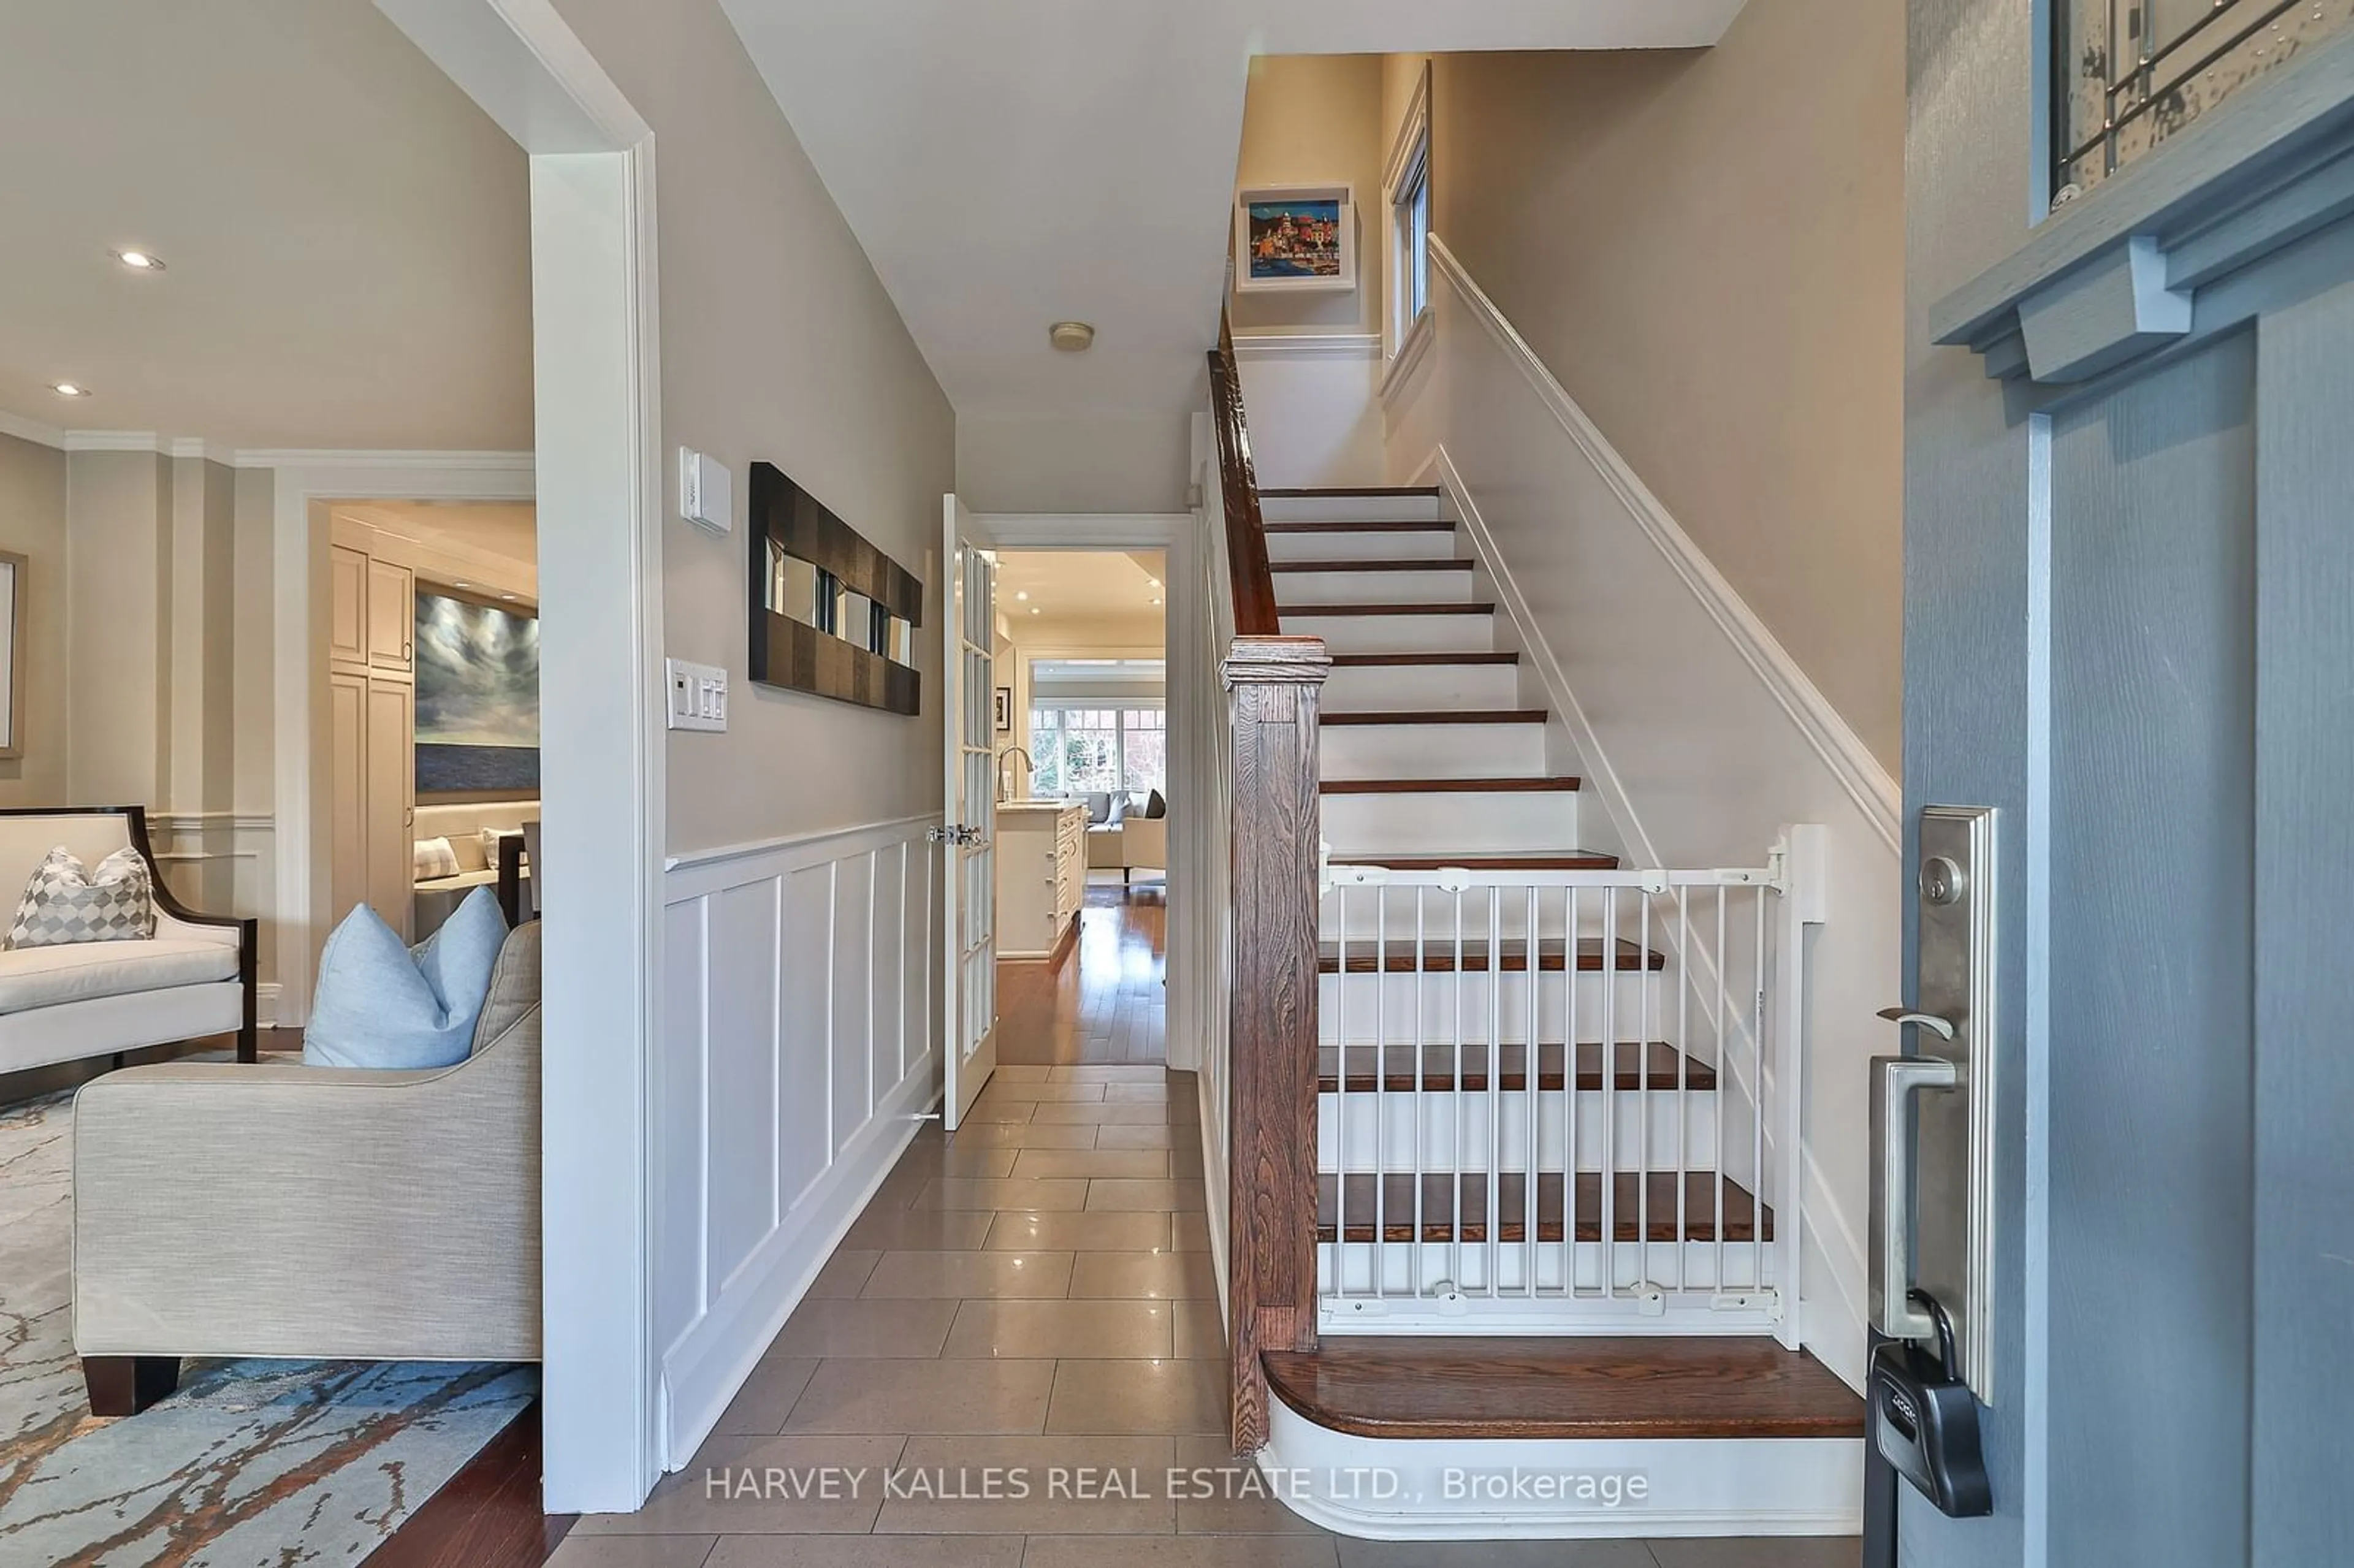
[0,938,238,1014]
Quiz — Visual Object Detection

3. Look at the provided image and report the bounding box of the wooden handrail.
[1209,314,1281,636]
[1210,310,1329,1453]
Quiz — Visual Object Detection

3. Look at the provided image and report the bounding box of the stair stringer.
[1259,1396,1864,1540]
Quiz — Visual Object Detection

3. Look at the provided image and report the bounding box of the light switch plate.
[678,447,733,535]
[665,658,728,732]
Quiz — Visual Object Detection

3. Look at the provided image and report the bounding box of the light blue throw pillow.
[303,888,508,1069]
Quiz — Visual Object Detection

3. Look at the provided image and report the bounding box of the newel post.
[1222,633,1330,1453]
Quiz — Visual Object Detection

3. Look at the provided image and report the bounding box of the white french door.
[939,495,999,1128]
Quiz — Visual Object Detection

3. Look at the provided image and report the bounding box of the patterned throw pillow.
[7,845,157,949]
[413,836,461,881]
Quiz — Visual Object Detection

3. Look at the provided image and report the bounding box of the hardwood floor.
[362,1403,574,1568]
[997,880,1167,1066]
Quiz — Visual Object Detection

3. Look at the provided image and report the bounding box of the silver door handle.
[1876,1006,1956,1040]
[1870,1052,1959,1342]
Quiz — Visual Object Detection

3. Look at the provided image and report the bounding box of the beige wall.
[551,0,957,854]
[1419,0,1905,766]
[0,432,67,805]
[956,413,1192,516]
[1230,54,1386,338]
[65,451,170,806]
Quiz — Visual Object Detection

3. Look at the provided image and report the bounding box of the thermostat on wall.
[679,447,733,535]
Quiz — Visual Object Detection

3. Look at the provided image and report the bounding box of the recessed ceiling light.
[49,382,90,398]
[1149,596,1162,606]
[1146,577,1160,587]
[453,580,474,589]
[1048,321,1095,352]
[1015,590,1029,601]
[500,593,519,601]
[1029,606,1041,615]
[112,249,166,272]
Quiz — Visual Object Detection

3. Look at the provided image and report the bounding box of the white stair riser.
[1316,1239,1777,1302]
[1320,1088,1718,1173]
[1266,527,1457,563]
[1322,789,1577,856]
[1321,722,1547,780]
[1276,568,1474,605]
[1260,493,1444,524]
[1282,610,1496,655]
[1319,974,1690,1047]
[1323,661,1523,710]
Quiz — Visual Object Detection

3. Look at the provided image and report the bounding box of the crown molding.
[235,447,534,473]
[0,408,64,449]
[1230,332,1382,363]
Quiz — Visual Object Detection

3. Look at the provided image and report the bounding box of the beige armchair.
[72,923,542,1415]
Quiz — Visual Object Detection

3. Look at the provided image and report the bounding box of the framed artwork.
[414,588,541,794]
[0,550,20,760]
[1234,184,1357,293]
[994,686,1013,732]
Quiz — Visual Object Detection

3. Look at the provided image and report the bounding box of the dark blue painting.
[415,590,540,794]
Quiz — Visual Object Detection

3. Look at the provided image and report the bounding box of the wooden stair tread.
[1262,1336,1860,1441]
[1322,776,1581,794]
[1321,710,1548,726]
[1327,853,1620,870]
[1317,1040,1715,1094]
[1328,651,1516,666]
[1316,1171,1772,1244]
[1261,485,1442,498]
[1319,936,1664,973]
[1281,601,1495,617]
[1268,558,1471,572]
[1263,520,1455,535]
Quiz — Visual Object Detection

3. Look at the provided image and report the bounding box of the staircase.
[1221,476,1865,1538]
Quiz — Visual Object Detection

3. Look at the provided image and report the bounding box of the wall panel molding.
[655,813,939,1468]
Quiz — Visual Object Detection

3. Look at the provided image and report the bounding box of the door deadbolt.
[1920,854,1967,907]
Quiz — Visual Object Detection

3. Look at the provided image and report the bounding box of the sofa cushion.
[303,888,508,1070]
[0,937,237,1013]
[413,836,461,881]
[8,845,156,949]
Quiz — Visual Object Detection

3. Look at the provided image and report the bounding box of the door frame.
[375,0,665,1513]
[975,511,1205,1071]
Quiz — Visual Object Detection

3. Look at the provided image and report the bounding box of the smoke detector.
[1048,321,1095,352]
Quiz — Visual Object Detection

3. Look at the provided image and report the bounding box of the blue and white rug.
[0,1089,536,1567]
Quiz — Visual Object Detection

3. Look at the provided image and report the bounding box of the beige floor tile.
[576,1435,902,1536]
[1645,1539,1862,1568]
[861,1249,1076,1299]
[709,1537,1023,1567]
[764,1297,959,1359]
[1045,1357,1228,1435]
[1023,1536,1339,1567]
[940,1121,1102,1149]
[1168,1436,1331,1536]
[1340,1542,1662,1567]
[986,1211,1173,1252]
[1095,1124,1193,1151]
[1171,1213,1211,1252]
[1170,1300,1228,1360]
[1100,1082,1177,1101]
[1011,1148,1172,1179]
[1030,1101,1182,1124]
[804,1249,883,1299]
[992,1065,1055,1083]
[975,1081,1110,1102]
[943,1297,1176,1359]
[839,1207,997,1252]
[891,1143,1023,1179]
[913,1176,1092,1211]
[546,1537,716,1568]
[874,1434,1177,1534]
[785,1357,1057,1434]
[711,1357,820,1435]
[958,1098,1038,1124]
[1048,1064,1175,1083]
[1068,1250,1217,1300]
[1084,1178,1209,1212]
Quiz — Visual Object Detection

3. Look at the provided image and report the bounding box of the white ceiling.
[720,1,1745,422]
[996,549,1167,647]
[338,500,538,571]
[0,0,531,450]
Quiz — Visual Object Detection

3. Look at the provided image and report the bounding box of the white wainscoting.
[150,811,281,1024]
[1233,333,1384,490]
[1383,240,1896,1390]
[655,814,940,1467]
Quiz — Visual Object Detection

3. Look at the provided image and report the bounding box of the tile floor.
[552,894,1861,1568]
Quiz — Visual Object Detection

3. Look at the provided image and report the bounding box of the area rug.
[0,1087,538,1567]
